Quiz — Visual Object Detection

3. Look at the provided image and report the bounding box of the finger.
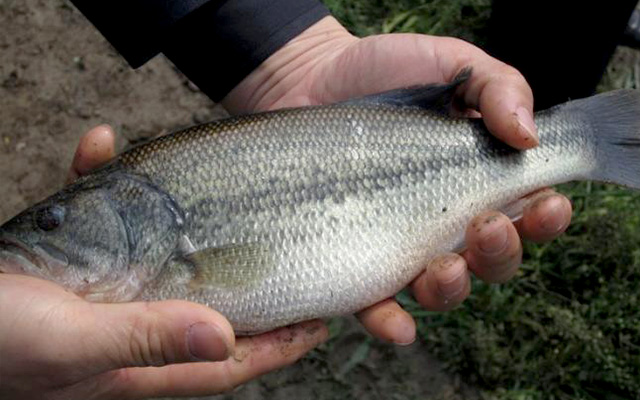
[107,320,328,399]
[436,38,537,150]
[515,190,572,243]
[464,65,537,149]
[411,253,471,311]
[463,211,523,283]
[66,124,116,183]
[356,298,416,345]
[75,300,235,375]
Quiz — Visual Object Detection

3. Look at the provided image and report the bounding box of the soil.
[207,318,479,400]
[0,1,477,399]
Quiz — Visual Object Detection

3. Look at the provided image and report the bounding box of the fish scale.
[125,103,591,333]
[2,73,640,333]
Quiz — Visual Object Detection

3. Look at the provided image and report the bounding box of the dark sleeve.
[487,0,637,110]
[71,0,331,102]
[70,0,212,68]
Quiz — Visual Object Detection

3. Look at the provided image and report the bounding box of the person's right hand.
[0,126,328,400]
[224,16,573,346]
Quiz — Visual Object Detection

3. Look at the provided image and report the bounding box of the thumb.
[77,300,235,374]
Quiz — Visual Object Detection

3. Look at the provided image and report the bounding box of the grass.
[323,0,491,43]
[322,1,640,399]
[400,183,640,400]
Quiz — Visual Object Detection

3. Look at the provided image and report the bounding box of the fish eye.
[35,205,66,231]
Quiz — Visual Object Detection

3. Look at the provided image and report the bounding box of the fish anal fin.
[499,198,528,224]
[451,194,528,254]
[498,188,566,225]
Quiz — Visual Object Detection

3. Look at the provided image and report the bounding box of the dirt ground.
[0,1,478,399]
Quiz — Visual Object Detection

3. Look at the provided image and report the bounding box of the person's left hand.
[0,272,326,399]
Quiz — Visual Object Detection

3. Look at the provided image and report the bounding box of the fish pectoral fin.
[178,234,197,255]
[184,243,274,290]
[339,67,471,113]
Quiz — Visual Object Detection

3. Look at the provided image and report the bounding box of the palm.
[262,34,485,111]
[304,35,468,105]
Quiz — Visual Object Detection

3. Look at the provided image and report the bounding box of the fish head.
[0,181,133,300]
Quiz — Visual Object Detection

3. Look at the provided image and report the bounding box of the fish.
[1,69,640,334]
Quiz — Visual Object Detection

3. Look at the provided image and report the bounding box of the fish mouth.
[0,235,44,274]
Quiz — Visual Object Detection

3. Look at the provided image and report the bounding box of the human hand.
[223,16,572,345]
[0,126,327,400]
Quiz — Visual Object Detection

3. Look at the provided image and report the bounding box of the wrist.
[221,16,357,113]
[164,0,333,105]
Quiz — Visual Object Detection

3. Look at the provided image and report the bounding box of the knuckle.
[498,64,524,79]
[101,369,138,400]
[467,211,509,237]
[489,253,522,283]
[480,67,532,99]
[217,361,242,393]
[428,252,465,273]
[127,307,175,367]
[439,36,473,50]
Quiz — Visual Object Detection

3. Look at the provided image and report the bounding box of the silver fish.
[1,70,639,333]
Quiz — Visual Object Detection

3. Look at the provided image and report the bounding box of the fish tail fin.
[569,89,640,188]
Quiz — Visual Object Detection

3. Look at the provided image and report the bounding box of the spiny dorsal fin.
[340,67,472,113]
[184,243,274,290]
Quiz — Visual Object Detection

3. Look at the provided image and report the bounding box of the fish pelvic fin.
[568,89,640,189]
[339,67,472,113]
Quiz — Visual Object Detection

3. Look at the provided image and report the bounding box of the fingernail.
[515,107,539,145]
[188,322,233,361]
[478,215,508,254]
[384,312,416,346]
[393,321,416,346]
[538,196,567,234]
[433,256,467,300]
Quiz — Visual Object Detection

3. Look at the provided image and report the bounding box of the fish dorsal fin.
[184,242,274,290]
[340,67,472,113]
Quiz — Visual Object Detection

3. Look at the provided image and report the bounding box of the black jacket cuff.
[163,0,330,101]
[72,0,331,102]
[71,0,212,67]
